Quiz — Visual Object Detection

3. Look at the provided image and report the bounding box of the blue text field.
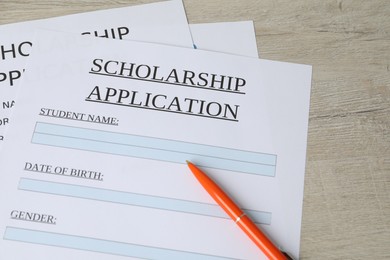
[18,178,272,225]
[32,122,277,176]
[4,227,235,259]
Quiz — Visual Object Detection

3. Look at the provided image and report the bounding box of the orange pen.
[187,161,292,260]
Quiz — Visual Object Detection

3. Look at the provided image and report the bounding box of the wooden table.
[1,1,389,259]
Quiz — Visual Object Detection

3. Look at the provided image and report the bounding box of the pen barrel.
[237,215,287,260]
[187,162,287,260]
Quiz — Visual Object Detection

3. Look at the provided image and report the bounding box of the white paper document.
[0,30,311,259]
[0,0,194,145]
[190,21,259,58]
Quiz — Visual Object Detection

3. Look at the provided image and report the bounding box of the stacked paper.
[0,1,311,259]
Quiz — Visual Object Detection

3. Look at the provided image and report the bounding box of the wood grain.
[1,0,389,259]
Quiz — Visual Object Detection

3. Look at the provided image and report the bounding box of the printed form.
[0,0,194,146]
[0,30,311,259]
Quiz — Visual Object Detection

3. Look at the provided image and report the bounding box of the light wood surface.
[1,1,389,259]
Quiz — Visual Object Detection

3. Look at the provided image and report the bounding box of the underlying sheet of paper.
[0,30,311,259]
[0,0,193,145]
[190,21,259,58]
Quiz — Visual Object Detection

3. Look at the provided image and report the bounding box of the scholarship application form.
[0,30,311,259]
[0,0,193,146]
